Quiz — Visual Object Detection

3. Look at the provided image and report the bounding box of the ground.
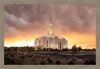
[4,51,96,65]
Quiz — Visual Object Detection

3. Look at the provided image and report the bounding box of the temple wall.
[34,36,67,50]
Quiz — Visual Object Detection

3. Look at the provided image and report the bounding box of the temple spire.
[48,16,54,35]
[50,16,52,24]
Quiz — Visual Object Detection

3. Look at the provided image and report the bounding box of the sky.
[4,4,96,49]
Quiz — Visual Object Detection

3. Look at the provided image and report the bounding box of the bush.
[73,58,76,61]
[40,61,45,65]
[56,60,60,64]
[62,48,68,51]
[20,56,25,59]
[84,59,96,65]
[35,54,39,58]
[43,48,47,51]
[18,53,20,55]
[4,56,15,64]
[28,55,32,57]
[10,54,14,57]
[68,61,74,65]
[5,54,8,57]
[5,47,9,51]
[15,60,22,65]
[41,56,45,59]
[32,58,36,61]
[47,58,52,64]
[33,62,37,65]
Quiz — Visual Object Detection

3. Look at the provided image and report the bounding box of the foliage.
[28,55,33,57]
[43,48,47,51]
[40,60,45,65]
[20,55,25,59]
[68,60,74,65]
[91,48,96,51]
[62,48,68,51]
[84,59,96,65]
[37,47,41,51]
[4,46,96,52]
[10,54,14,57]
[56,60,60,64]
[4,56,15,64]
[47,57,52,64]
[4,47,10,51]
[33,62,37,65]
[77,46,82,51]
[15,60,22,65]
[72,45,78,54]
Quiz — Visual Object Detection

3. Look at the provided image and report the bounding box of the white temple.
[34,16,68,50]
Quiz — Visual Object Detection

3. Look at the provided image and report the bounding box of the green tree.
[62,48,68,51]
[72,45,77,54]
[77,46,82,51]
[71,45,78,61]
[92,48,96,51]
[43,48,47,51]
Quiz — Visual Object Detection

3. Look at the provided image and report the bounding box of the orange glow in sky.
[4,32,96,49]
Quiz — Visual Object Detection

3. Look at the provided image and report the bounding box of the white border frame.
[0,0,100,69]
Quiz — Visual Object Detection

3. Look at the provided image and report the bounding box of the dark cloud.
[4,4,96,38]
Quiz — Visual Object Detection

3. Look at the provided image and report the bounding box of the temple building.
[34,16,68,50]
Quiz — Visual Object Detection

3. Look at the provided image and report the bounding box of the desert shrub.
[62,48,68,51]
[15,60,22,65]
[18,53,20,55]
[5,60,15,65]
[35,54,39,58]
[91,48,96,51]
[5,56,9,61]
[68,60,74,65]
[20,55,25,59]
[41,56,45,59]
[10,54,14,57]
[13,52,17,54]
[4,56,10,64]
[54,48,59,51]
[73,58,76,61]
[43,48,47,51]
[38,55,41,58]
[56,60,60,64]
[5,54,8,57]
[84,59,96,65]
[26,54,28,57]
[50,48,55,51]
[47,58,52,64]
[33,62,37,65]
[32,56,35,59]
[40,61,45,65]
[47,55,50,58]
[5,47,10,51]
[28,55,32,57]
[33,59,36,61]
[4,56,15,64]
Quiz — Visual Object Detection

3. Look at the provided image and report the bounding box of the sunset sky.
[4,4,96,49]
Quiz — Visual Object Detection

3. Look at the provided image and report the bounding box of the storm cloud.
[4,4,96,39]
